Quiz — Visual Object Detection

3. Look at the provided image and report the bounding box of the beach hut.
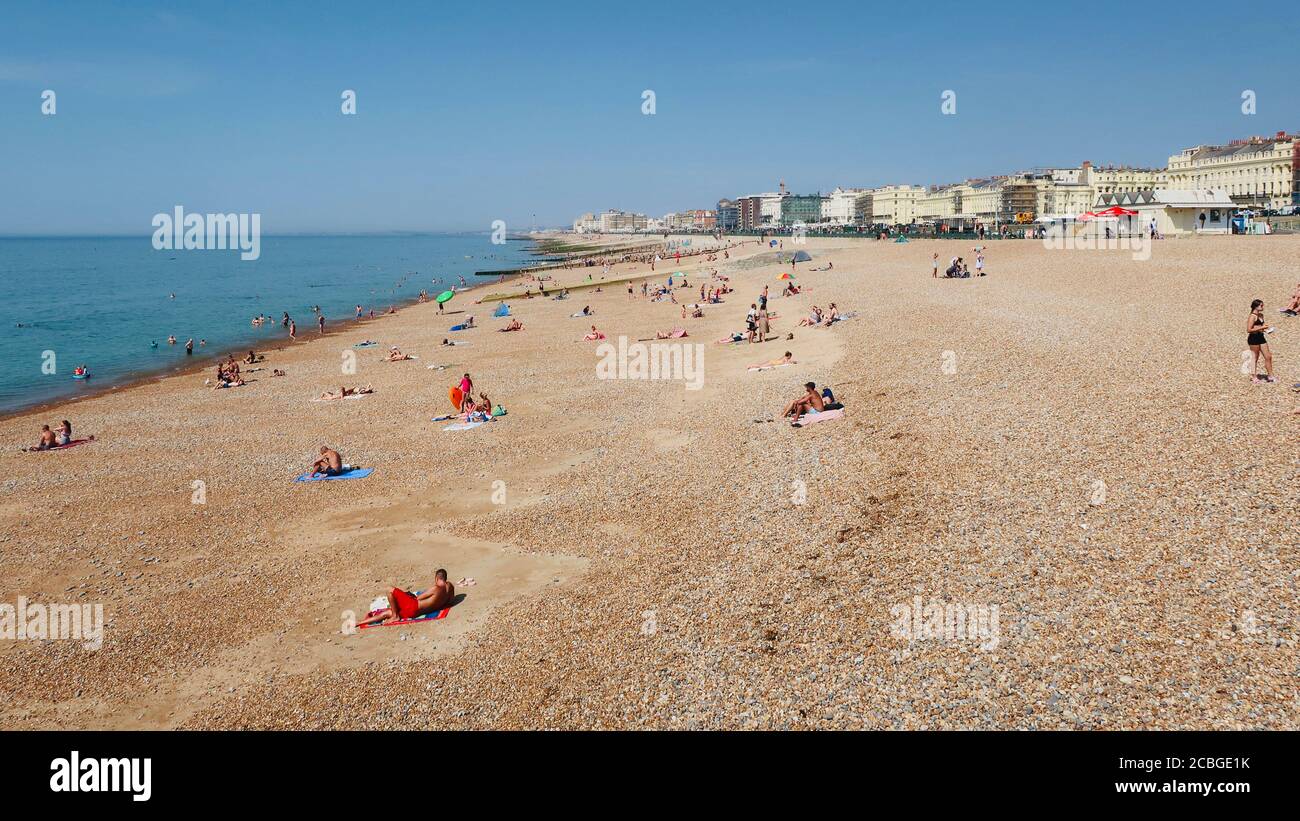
[1094,189,1233,236]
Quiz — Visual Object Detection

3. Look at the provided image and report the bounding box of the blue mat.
[294,467,374,483]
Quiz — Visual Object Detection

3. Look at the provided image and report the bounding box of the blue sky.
[2,0,1296,234]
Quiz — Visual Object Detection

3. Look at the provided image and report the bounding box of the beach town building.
[716,199,738,232]
[1094,189,1235,236]
[685,209,717,230]
[866,184,926,227]
[822,187,871,225]
[759,193,786,225]
[780,194,826,227]
[960,178,1006,223]
[915,184,962,223]
[596,209,648,233]
[1088,164,1165,195]
[572,212,601,233]
[735,196,764,230]
[1164,131,1298,210]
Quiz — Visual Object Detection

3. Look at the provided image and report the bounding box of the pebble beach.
[2,233,1296,730]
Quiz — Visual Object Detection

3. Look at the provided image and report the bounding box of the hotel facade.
[1164,131,1298,210]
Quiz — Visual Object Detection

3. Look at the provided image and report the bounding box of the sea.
[0,234,539,416]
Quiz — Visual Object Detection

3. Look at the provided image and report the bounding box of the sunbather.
[782,382,825,418]
[356,569,457,627]
[1281,282,1300,315]
[799,307,823,326]
[317,385,374,400]
[25,424,58,451]
[500,319,524,331]
[309,446,344,477]
[384,346,413,361]
[750,352,796,369]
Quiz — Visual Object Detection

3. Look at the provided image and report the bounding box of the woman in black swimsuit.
[1247,299,1275,383]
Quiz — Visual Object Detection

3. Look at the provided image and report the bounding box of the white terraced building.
[863,185,926,226]
[1165,132,1297,210]
[821,187,871,225]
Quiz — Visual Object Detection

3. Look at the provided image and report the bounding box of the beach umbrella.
[1093,206,1138,218]
[778,272,795,280]
[435,290,455,303]
[792,250,812,262]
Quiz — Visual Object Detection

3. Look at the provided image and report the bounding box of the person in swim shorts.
[357,569,456,626]
[310,446,343,477]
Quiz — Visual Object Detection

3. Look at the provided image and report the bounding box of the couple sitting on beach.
[317,385,374,400]
[782,382,843,418]
[357,569,456,627]
[583,325,606,341]
[499,319,524,332]
[800,302,842,326]
[384,346,414,362]
[24,420,89,451]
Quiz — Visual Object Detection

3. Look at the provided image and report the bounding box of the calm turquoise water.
[0,234,536,415]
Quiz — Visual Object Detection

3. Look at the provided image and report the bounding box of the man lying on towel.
[782,382,825,418]
[357,569,456,626]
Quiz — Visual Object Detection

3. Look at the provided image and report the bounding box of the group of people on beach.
[211,355,246,389]
[934,248,986,278]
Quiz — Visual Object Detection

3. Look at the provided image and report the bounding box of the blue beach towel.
[294,467,374,483]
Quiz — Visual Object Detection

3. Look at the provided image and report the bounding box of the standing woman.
[1247,299,1276,383]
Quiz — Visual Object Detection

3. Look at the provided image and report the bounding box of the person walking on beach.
[355,305,363,320]
[1247,299,1276,383]
[932,253,939,278]
[289,320,297,341]
[318,314,326,334]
